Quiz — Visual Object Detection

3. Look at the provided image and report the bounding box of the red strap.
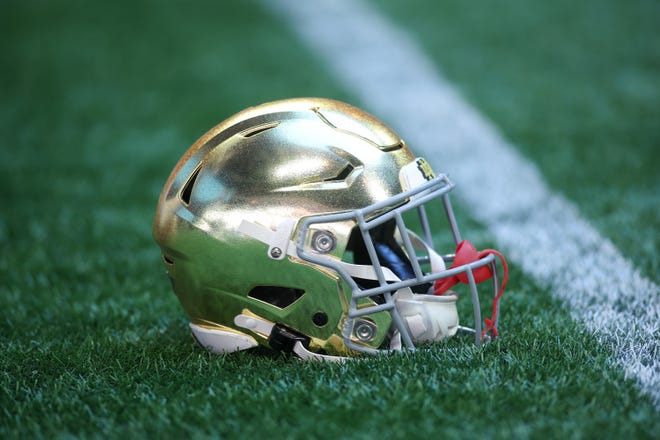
[478,249,508,339]
[433,241,508,339]
[434,274,459,294]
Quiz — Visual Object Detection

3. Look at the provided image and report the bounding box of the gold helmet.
[153,98,507,360]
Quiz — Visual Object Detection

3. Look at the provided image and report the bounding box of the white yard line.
[269,0,659,405]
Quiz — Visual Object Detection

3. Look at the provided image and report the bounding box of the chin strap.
[393,289,459,343]
[434,240,508,339]
[234,313,346,362]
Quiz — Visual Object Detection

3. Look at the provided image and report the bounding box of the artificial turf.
[379,0,660,278]
[1,0,658,438]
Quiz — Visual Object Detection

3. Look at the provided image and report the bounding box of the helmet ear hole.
[312,311,329,327]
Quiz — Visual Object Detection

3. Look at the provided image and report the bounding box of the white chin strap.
[391,290,459,348]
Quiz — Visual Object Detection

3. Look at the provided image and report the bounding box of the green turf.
[378,0,660,278]
[1,0,658,438]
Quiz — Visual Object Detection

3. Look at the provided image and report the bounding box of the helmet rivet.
[270,247,283,259]
[312,230,336,253]
[354,320,376,342]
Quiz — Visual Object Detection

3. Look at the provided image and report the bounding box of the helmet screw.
[312,230,336,253]
[354,320,376,342]
[270,247,283,259]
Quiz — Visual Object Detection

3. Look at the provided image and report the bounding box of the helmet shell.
[153,98,417,354]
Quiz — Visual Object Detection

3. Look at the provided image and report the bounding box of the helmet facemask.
[296,169,506,355]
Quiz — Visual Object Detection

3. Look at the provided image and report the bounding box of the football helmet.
[153,98,507,360]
